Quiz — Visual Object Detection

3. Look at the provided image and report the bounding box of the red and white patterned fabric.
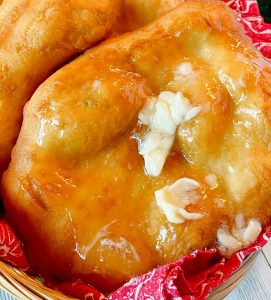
[0,0,271,299]
[226,0,271,59]
[108,227,271,300]
[0,221,29,271]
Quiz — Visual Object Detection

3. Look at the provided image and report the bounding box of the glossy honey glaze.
[3,0,271,294]
[0,0,119,178]
[0,0,184,182]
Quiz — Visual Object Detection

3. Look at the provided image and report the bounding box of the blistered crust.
[3,0,271,293]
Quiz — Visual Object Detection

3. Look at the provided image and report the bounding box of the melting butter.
[217,213,261,257]
[138,91,201,176]
[155,177,204,224]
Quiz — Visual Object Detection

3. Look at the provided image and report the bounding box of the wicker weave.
[0,252,259,300]
[0,260,74,300]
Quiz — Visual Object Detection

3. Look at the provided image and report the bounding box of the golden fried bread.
[115,0,182,32]
[3,0,271,293]
[0,0,119,178]
[0,0,184,180]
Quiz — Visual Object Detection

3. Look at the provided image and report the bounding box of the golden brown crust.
[0,0,192,181]
[113,0,184,33]
[3,0,271,293]
[0,0,120,177]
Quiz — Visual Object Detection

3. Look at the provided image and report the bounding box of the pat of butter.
[155,178,204,224]
[138,91,201,177]
[217,229,242,255]
[139,132,174,177]
[217,213,261,256]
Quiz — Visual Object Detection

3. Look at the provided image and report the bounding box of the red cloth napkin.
[0,0,271,299]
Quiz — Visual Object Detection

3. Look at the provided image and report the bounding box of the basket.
[0,251,259,300]
[0,0,268,299]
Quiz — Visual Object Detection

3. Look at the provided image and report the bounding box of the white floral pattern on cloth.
[0,221,29,270]
[0,1,271,300]
[56,282,106,300]
[225,0,271,60]
[108,229,271,300]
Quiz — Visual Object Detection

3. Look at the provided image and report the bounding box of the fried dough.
[0,0,186,180]
[115,0,182,32]
[3,0,271,293]
[0,0,119,178]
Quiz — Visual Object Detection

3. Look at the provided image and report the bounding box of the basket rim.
[0,250,260,300]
